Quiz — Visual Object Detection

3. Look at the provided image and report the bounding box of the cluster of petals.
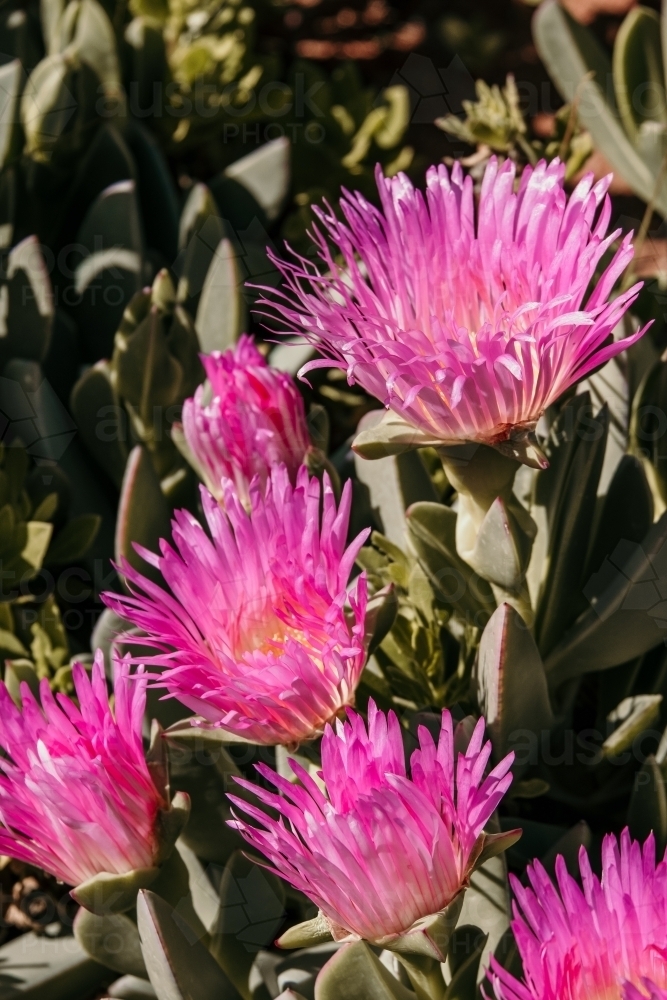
[488,829,667,1000]
[104,465,369,746]
[0,650,165,887]
[179,335,312,504]
[229,701,515,941]
[260,158,646,446]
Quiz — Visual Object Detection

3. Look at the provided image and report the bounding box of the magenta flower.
[228,702,516,943]
[0,651,167,887]
[104,466,369,746]
[261,159,646,448]
[176,335,313,503]
[488,830,667,1000]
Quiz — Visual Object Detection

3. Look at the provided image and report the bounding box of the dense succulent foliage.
[0,0,667,998]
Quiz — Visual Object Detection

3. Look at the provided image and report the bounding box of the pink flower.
[260,159,647,447]
[177,335,313,503]
[104,466,369,746]
[0,651,167,887]
[488,830,667,1000]
[228,702,516,942]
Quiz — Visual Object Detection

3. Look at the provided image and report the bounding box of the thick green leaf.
[314,942,415,1000]
[476,603,554,770]
[116,445,171,586]
[124,106,174,258]
[444,925,487,1000]
[355,414,439,546]
[4,657,38,704]
[164,720,254,747]
[169,741,245,864]
[379,895,464,962]
[45,512,100,565]
[277,912,333,950]
[603,694,662,757]
[1,235,54,364]
[148,840,207,945]
[42,0,65,53]
[0,60,21,169]
[366,585,398,655]
[55,0,121,95]
[224,137,290,222]
[535,403,609,657]
[115,308,183,412]
[210,175,269,234]
[580,354,629,497]
[533,0,667,213]
[355,448,438,547]
[176,841,222,936]
[22,519,53,569]
[195,238,246,354]
[74,180,144,361]
[628,754,667,853]
[74,907,148,978]
[455,855,510,982]
[467,497,527,591]
[210,850,286,1000]
[21,54,75,160]
[71,361,129,488]
[630,354,667,512]
[613,6,666,141]
[545,508,667,682]
[176,184,226,317]
[585,455,653,585]
[407,502,495,623]
[72,867,160,915]
[137,890,242,1000]
[60,124,136,254]
[106,974,158,998]
[269,338,317,378]
[353,410,445,459]
[538,820,592,878]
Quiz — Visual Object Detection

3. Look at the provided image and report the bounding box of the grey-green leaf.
[137,889,242,1000]
[535,403,608,658]
[116,445,171,586]
[195,238,246,353]
[45,513,101,565]
[224,137,290,221]
[545,509,667,683]
[455,855,510,983]
[444,925,487,1000]
[613,6,666,141]
[314,941,415,1000]
[74,907,148,978]
[210,850,286,1000]
[71,361,130,489]
[407,502,495,622]
[533,0,667,213]
[476,603,554,770]
[176,184,226,317]
[354,412,439,547]
[628,755,667,854]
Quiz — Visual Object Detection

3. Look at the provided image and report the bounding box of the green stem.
[438,444,535,625]
[396,954,446,1000]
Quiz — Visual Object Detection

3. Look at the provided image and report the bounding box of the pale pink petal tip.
[104,465,370,746]
[228,702,514,941]
[488,828,667,1000]
[260,158,648,446]
[0,650,165,886]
